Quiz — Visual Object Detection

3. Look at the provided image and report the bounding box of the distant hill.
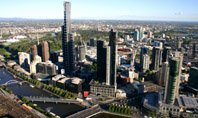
[0,17,29,21]
[0,17,63,21]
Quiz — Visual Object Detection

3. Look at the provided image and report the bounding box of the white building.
[129,68,135,83]
[142,54,150,72]
[30,55,42,74]
[18,52,30,68]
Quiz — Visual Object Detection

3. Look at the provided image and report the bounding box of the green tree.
[91,62,97,71]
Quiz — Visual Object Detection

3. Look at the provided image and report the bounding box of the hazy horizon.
[0,0,198,22]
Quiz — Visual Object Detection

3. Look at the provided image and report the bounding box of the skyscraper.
[62,1,75,76]
[97,40,111,85]
[157,62,169,87]
[42,41,50,62]
[140,46,149,71]
[164,52,183,104]
[189,67,198,89]
[151,47,162,71]
[77,45,86,62]
[109,29,117,88]
[142,54,150,72]
[31,44,38,60]
[37,41,50,62]
[162,47,171,63]
[134,29,140,41]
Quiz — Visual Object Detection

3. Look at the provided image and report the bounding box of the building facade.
[31,44,38,60]
[189,67,198,89]
[18,52,30,69]
[151,47,162,71]
[62,1,75,76]
[142,54,150,72]
[140,46,149,71]
[162,47,171,63]
[42,41,50,62]
[109,29,118,89]
[30,55,42,74]
[164,52,183,104]
[36,62,57,76]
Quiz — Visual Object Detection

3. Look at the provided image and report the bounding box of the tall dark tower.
[109,29,117,88]
[62,1,75,76]
[97,40,106,83]
[162,47,171,63]
[97,40,111,84]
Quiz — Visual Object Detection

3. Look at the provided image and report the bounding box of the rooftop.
[57,77,70,84]
[71,77,82,85]
[178,95,198,108]
[52,74,65,81]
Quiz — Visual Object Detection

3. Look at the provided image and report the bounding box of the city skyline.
[0,0,198,21]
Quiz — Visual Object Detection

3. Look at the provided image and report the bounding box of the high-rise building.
[142,54,150,72]
[189,67,198,89]
[109,29,117,88]
[97,40,108,84]
[162,47,171,63]
[164,52,183,104]
[89,38,97,47]
[50,51,59,63]
[37,43,42,60]
[77,45,86,62]
[18,52,30,69]
[139,27,145,41]
[192,42,198,58]
[62,1,75,76]
[151,47,162,71]
[153,41,163,49]
[31,44,38,60]
[140,46,149,71]
[157,62,169,86]
[105,46,111,86]
[134,29,140,41]
[42,41,50,62]
[37,41,50,62]
[176,38,182,49]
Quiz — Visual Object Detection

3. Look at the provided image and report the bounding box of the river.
[0,68,84,118]
[0,68,133,118]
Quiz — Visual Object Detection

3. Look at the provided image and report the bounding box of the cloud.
[174,12,183,16]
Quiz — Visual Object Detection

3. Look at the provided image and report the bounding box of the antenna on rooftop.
[37,33,39,45]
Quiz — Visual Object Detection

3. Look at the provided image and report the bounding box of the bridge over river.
[0,80,25,86]
[67,105,102,118]
[25,96,80,104]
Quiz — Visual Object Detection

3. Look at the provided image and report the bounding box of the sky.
[0,0,198,21]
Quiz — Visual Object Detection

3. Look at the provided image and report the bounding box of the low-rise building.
[51,74,83,93]
[90,80,115,97]
[177,95,198,109]
[32,73,50,84]
[36,61,57,76]
[7,60,16,67]
[159,103,181,117]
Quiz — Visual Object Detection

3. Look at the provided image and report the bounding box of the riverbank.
[90,111,133,118]
[0,67,86,117]
[0,87,46,118]
[7,67,77,99]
